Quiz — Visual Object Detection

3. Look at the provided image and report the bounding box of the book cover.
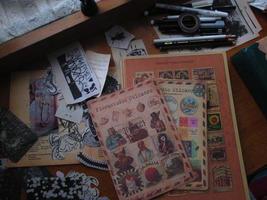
[231,36,267,118]
[122,53,249,200]
[157,79,208,190]
[87,80,194,200]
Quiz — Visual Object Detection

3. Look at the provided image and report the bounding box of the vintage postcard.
[122,53,249,199]
[87,80,194,200]
[7,70,105,168]
[157,80,208,190]
[48,42,101,104]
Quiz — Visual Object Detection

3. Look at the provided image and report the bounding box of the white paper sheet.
[48,42,101,104]
[86,50,111,96]
[105,25,135,49]
[111,39,148,68]
[55,97,83,123]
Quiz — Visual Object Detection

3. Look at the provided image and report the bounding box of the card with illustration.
[29,77,58,136]
[48,42,101,104]
[105,25,135,49]
[111,39,147,68]
[87,80,194,200]
[157,80,208,190]
[7,70,105,168]
[122,53,249,199]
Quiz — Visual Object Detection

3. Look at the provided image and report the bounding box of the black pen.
[153,35,237,47]
[158,39,236,51]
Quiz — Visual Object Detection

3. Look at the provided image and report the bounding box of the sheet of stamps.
[122,53,249,199]
[157,80,208,190]
[87,80,194,200]
[48,42,101,104]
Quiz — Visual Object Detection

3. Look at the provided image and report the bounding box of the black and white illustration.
[49,119,84,160]
[50,102,100,160]
[48,42,101,104]
[44,67,59,96]
[105,25,135,49]
[111,39,148,68]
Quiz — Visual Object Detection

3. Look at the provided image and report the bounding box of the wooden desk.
[1,3,267,200]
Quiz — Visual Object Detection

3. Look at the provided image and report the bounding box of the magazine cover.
[87,80,194,200]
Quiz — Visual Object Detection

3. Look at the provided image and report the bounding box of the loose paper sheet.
[111,39,148,68]
[86,50,111,96]
[55,97,83,123]
[105,25,135,49]
[48,42,101,104]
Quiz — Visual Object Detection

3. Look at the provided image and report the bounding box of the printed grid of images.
[97,94,188,198]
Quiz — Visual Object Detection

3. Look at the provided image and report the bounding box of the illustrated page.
[87,80,194,200]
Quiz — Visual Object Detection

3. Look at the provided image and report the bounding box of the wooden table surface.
[0,5,267,200]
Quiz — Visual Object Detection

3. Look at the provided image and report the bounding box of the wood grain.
[0,2,267,199]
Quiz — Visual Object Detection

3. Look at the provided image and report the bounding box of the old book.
[87,80,194,200]
[157,79,208,190]
[122,53,249,200]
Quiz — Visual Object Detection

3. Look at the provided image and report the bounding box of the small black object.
[80,0,98,16]
[177,13,200,34]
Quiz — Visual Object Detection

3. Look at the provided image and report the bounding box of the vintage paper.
[105,25,135,49]
[86,50,111,96]
[157,80,208,190]
[87,80,194,200]
[122,53,249,200]
[7,69,105,167]
[29,77,58,136]
[48,42,101,104]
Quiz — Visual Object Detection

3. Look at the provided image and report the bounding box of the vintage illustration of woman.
[29,78,57,136]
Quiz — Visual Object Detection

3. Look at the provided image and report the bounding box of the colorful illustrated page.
[157,80,208,190]
[87,80,194,200]
[122,53,249,200]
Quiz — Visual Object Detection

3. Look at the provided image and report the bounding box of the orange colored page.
[122,53,249,200]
